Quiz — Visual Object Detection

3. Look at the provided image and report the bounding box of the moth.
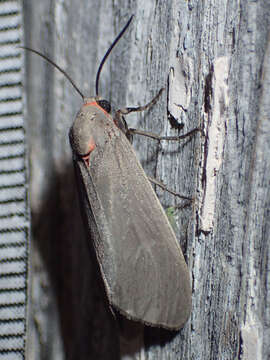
[23,15,195,330]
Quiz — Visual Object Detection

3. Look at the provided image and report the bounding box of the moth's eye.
[97,100,111,113]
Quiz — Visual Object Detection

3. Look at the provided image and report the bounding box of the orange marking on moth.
[82,136,96,167]
[83,101,110,117]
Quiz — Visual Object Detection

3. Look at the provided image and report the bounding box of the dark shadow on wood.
[31,160,186,358]
[145,325,180,348]
[116,313,180,356]
[31,162,120,360]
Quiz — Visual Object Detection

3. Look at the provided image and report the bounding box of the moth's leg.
[173,201,194,210]
[135,128,202,199]
[116,88,164,116]
[148,176,193,201]
[128,127,202,141]
[114,88,164,140]
[115,89,200,200]
[115,88,202,141]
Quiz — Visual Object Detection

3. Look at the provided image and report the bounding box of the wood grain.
[23,0,270,358]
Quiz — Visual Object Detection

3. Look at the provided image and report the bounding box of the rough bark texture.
[23,0,270,359]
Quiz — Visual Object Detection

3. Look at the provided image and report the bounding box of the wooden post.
[24,0,270,358]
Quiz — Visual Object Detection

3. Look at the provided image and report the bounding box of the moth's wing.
[74,126,191,330]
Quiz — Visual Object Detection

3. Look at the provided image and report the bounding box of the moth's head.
[83,96,111,114]
[69,97,113,165]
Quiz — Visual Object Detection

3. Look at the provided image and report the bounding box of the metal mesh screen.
[0,1,29,359]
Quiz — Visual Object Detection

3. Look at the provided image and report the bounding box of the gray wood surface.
[23,0,270,359]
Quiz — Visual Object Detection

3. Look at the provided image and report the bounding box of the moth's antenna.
[20,46,85,99]
[95,15,134,96]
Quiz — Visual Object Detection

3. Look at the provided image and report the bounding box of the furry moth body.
[23,15,192,330]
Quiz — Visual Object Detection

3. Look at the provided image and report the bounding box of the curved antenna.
[95,15,134,96]
[20,46,85,99]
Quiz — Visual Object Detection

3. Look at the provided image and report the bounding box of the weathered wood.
[24,0,270,359]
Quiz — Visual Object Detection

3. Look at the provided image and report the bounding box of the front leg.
[113,88,202,142]
[116,88,164,116]
[113,88,164,142]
